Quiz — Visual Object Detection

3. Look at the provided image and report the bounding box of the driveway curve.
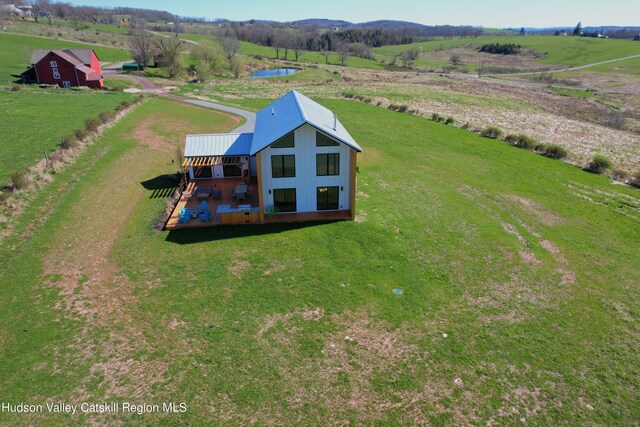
[102,70,255,133]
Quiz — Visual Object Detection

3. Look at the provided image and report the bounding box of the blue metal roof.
[249,90,362,155]
[184,133,253,157]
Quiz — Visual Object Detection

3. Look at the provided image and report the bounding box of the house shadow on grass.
[141,174,180,199]
[165,221,336,244]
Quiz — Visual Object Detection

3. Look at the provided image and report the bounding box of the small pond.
[249,68,300,78]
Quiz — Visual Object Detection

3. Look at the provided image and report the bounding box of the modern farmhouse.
[166,90,362,228]
[21,48,104,89]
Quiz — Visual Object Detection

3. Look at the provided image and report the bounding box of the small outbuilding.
[21,48,103,89]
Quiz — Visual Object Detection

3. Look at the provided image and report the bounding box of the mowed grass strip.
[0,88,132,183]
[0,98,638,424]
[0,97,240,425]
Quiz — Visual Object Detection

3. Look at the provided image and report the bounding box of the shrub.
[611,169,628,181]
[480,126,503,139]
[586,155,612,174]
[479,43,521,55]
[505,133,537,150]
[431,113,444,122]
[629,171,640,188]
[75,128,88,140]
[538,143,568,159]
[99,111,115,123]
[10,171,29,191]
[445,117,455,125]
[9,85,22,92]
[85,118,101,133]
[388,104,408,113]
[461,122,471,130]
[119,100,131,109]
[61,134,78,149]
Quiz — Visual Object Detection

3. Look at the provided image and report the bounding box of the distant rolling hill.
[292,18,438,31]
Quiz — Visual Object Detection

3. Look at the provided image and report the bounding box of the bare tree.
[336,42,349,66]
[219,35,240,60]
[190,40,225,82]
[292,34,304,61]
[281,32,292,60]
[129,21,154,70]
[321,49,331,64]
[400,48,419,68]
[30,0,50,23]
[156,35,183,78]
[450,54,462,65]
[230,55,243,78]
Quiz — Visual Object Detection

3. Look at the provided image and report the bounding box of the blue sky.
[68,0,639,27]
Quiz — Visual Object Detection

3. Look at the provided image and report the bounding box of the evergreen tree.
[573,21,582,36]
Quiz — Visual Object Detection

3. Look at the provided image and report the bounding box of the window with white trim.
[50,60,58,68]
[52,68,60,79]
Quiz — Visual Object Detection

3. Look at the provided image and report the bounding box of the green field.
[0,88,132,184]
[581,56,640,74]
[239,40,387,69]
[0,33,131,84]
[0,95,638,424]
[374,35,640,69]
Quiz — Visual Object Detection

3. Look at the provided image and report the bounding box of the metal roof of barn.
[30,48,96,66]
[250,90,361,155]
[184,133,253,157]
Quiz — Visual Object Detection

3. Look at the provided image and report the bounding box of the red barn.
[22,49,103,89]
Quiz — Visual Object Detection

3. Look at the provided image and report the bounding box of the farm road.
[102,70,256,133]
[481,54,640,77]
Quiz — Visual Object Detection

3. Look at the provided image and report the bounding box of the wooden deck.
[165,178,259,229]
[165,178,353,229]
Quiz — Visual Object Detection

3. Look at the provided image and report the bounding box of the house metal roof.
[249,90,361,155]
[184,133,253,157]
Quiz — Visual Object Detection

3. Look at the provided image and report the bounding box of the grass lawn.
[0,33,131,85]
[240,40,387,70]
[0,88,133,184]
[102,77,143,90]
[0,97,638,425]
[582,57,640,74]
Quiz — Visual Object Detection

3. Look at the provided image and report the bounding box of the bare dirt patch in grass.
[262,260,287,276]
[227,260,251,278]
[503,195,564,226]
[128,116,170,149]
[518,249,541,265]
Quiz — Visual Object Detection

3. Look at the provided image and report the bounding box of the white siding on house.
[259,124,353,213]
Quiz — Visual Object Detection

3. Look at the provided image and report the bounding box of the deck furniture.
[195,186,212,199]
[178,206,192,224]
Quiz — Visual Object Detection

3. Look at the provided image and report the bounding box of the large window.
[271,155,295,178]
[317,187,339,210]
[223,165,241,177]
[316,132,339,146]
[316,153,339,176]
[52,68,60,79]
[193,166,213,178]
[274,188,297,212]
[271,131,294,148]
